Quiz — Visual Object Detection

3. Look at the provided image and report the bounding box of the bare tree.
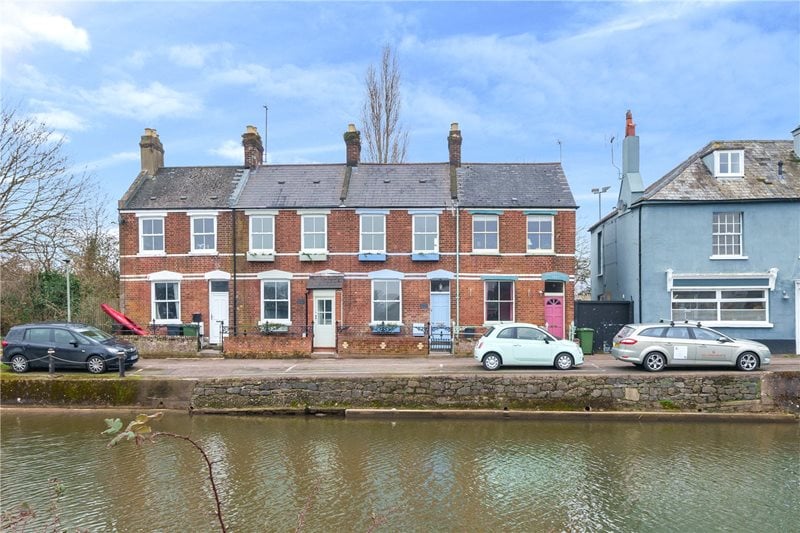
[360,45,409,163]
[0,107,92,257]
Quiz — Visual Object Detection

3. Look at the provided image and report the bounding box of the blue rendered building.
[590,112,799,354]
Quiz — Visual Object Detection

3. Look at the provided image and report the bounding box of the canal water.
[1,410,797,532]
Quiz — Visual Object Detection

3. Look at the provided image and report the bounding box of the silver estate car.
[474,323,584,371]
[611,322,771,372]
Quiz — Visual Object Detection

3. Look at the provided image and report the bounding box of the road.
[129,353,800,379]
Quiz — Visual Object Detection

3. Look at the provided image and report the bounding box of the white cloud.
[168,43,233,68]
[209,140,242,162]
[78,151,139,172]
[30,106,87,132]
[0,2,90,53]
[79,82,203,121]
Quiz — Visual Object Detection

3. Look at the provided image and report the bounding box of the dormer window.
[714,150,744,178]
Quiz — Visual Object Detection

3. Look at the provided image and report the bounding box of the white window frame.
[249,214,275,253]
[301,214,327,253]
[138,215,165,255]
[473,215,499,253]
[714,150,744,178]
[413,214,439,253]
[360,214,386,254]
[151,281,181,325]
[484,280,515,323]
[670,288,770,327]
[527,215,554,253]
[711,212,745,258]
[371,279,402,325]
[190,213,217,254]
[260,279,291,326]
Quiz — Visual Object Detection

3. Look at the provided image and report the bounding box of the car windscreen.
[75,326,114,342]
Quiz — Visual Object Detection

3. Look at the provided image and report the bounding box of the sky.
[2,0,798,232]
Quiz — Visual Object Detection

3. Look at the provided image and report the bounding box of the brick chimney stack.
[139,128,164,176]
[242,125,264,168]
[344,123,361,166]
[448,122,462,167]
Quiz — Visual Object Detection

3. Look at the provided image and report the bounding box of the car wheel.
[736,352,759,372]
[86,355,107,374]
[482,353,502,371]
[642,352,666,372]
[554,353,574,370]
[9,355,29,373]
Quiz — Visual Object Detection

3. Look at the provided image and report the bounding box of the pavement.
[128,353,800,379]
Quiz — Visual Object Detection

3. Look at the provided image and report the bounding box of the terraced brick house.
[591,112,800,354]
[119,124,577,353]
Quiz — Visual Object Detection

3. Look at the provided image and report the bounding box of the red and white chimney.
[139,128,164,176]
[448,122,462,168]
[242,125,264,168]
[344,123,361,166]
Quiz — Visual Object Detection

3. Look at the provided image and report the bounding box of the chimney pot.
[625,110,636,137]
[348,123,357,132]
[451,122,459,131]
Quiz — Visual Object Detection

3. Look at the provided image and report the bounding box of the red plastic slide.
[101,303,148,336]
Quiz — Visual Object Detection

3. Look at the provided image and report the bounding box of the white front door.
[209,280,229,345]
[313,290,335,349]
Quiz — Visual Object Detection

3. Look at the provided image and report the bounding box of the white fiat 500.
[474,323,584,371]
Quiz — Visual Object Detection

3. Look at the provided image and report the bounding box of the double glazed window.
[712,212,742,257]
[413,214,438,253]
[527,215,553,252]
[139,217,164,253]
[250,216,275,252]
[153,282,180,321]
[302,215,327,252]
[485,281,514,322]
[473,215,498,252]
[372,280,401,323]
[262,280,290,322]
[671,289,767,323]
[360,214,386,253]
[191,216,216,252]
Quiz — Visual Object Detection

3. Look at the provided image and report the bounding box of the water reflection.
[1,410,797,532]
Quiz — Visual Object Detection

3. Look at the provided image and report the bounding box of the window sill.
[189,250,218,256]
[526,250,555,255]
[137,251,166,257]
[152,319,181,325]
[697,321,773,328]
[471,251,500,256]
[247,251,275,262]
[359,253,387,262]
[258,319,292,326]
[709,255,748,260]
[412,252,440,261]
[299,252,328,261]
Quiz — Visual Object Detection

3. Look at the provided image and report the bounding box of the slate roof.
[344,164,452,207]
[457,163,577,208]
[235,164,345,209]
[120,166,244,210]
[640,140,800,203]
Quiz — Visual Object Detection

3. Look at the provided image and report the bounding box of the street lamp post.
[63,258,71,322]
[591,186,611,219]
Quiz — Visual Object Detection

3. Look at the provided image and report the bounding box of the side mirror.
[717,337,729,343]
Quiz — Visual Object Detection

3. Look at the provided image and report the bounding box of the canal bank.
[2,370,798,417]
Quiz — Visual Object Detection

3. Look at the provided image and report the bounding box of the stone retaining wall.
[192,373,795,413]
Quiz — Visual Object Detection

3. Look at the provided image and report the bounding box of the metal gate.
[429,323,452,353]
[574,300,633,353]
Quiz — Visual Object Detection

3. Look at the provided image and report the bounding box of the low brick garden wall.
[128,336,200,358]
[192,373,799,413]
[223,334,312,359]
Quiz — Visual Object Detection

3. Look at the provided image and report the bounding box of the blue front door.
[430,280,451,341]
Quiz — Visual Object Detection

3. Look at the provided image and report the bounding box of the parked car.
[474,323,584,371]
[611,322,771,372]
[1,322,139,374]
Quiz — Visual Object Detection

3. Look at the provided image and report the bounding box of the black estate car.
[2,323,139,374]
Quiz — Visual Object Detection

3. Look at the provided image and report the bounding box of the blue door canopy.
[542,272,570,283]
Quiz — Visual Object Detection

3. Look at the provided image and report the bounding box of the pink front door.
[544,297,564,339]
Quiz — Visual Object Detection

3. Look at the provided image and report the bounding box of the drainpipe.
[637,206,642,323]
[455,200,460,336]
[232,207,238,335]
